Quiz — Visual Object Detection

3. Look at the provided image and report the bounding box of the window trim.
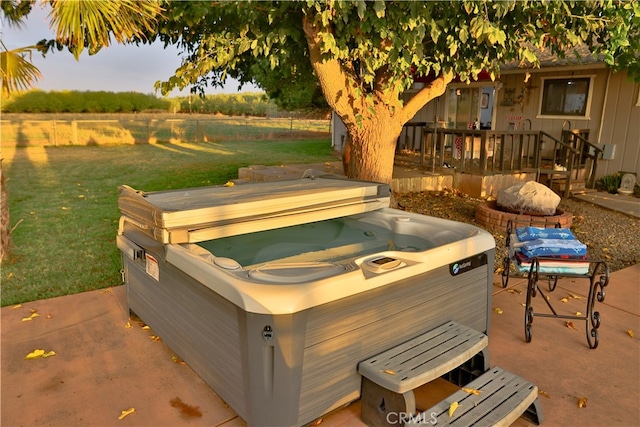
[536,75,595,120]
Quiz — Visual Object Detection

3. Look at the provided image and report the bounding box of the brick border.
[475,201,573,230]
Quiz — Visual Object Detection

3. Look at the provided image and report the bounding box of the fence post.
[51,120,57,146]
[71,120,78,145]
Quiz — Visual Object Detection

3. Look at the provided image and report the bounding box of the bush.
[595,173,622,194]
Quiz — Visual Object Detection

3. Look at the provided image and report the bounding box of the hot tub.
[117,177,495,427]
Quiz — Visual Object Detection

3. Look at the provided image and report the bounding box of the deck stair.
[358,321,543,427]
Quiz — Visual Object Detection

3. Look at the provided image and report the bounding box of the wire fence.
[1,115,332,147]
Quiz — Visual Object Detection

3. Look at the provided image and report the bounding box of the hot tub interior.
[195,215,435,267]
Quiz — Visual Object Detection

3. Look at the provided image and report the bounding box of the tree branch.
[399,71,453,124]
[302,13,362,126]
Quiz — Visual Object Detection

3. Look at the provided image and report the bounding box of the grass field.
[1,131,336,306]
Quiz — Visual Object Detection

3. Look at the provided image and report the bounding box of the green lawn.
[1,138,335,306]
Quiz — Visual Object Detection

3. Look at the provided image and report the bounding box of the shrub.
[595,173,622,194]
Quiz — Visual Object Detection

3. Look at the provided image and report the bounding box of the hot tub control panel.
[363,256,405,273]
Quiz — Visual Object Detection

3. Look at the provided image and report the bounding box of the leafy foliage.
[0,45,42,95]
[2,90,170,113]
[152,1,640,103]
[46,0,161,59]
[595,173,623,194]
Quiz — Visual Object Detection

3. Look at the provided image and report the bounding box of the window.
[539,77,592,118]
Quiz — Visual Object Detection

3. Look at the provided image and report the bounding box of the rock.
[497,181,560,216]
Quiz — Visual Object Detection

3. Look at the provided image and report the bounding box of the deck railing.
[396,124,602,197]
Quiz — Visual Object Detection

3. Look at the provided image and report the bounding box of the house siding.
[331,67,640,185]
[597,72,640,178]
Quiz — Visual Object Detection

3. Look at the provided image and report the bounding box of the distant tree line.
[2,90,171,114]
[0,90,327,118]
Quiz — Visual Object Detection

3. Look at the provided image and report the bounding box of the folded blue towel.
[521,238,587,258]
[516,226,576,242]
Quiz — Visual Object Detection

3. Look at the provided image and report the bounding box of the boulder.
[497,181,560,216]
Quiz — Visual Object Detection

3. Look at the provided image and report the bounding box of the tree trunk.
[1,159,10,263]
[303,15,452,185]
[344,115,403,183]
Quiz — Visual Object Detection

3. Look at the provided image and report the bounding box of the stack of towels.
[509,226,589,275]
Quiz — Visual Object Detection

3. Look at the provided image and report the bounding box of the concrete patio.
[2,262,638,427]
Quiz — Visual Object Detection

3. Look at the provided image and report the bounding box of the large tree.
[149,1,639,183]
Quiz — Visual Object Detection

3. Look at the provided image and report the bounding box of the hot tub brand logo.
[452,261,471,274]
[449,253,488,276]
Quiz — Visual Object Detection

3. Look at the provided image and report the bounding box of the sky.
[1,5,260,97]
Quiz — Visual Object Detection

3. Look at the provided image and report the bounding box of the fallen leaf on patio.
[42,351,56,358]
[223,181,235,187]
[569,293,581,300]
[507,288,522,294]
[578,397,588,408]
[98,288,111,294]
[462,387,481,395]
[383,369,397,375]
[12,304,22,309]
[309,417,323,426]
[171,355,186,365]
[149,335,161,342]
[521,303,526,307]
[118,407,135,420]
[448,401,459,417]
[25,349,45,359]
[565,321,577,330]
[560,297,569,303]
[539,390,551,398]
[125,321,132,329]
[494,308,503,314]
[142,325,150,330]
[21,312,40,322]
[627,329,634,338]
[575,311,582,316]
[46,314,52,319]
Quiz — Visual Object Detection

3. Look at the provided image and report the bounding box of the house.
[332,47,640,197]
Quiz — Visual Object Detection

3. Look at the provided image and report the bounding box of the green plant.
[595,173,622,194]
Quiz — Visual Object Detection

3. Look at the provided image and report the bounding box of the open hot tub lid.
[118,176,390,244]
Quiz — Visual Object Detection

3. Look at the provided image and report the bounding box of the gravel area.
[394,189,640,273]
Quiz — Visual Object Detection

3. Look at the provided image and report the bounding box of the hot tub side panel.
[295,249,494,425]
[123,252,250,418]
[123,247,312,427]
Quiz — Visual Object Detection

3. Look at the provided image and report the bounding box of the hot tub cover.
[118,176,390,244]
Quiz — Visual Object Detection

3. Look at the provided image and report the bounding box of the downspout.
[595,68,612,180]
[597,69,612,144]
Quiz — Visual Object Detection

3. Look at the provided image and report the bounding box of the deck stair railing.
[396,125,603,197]
[561,129,603,189]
